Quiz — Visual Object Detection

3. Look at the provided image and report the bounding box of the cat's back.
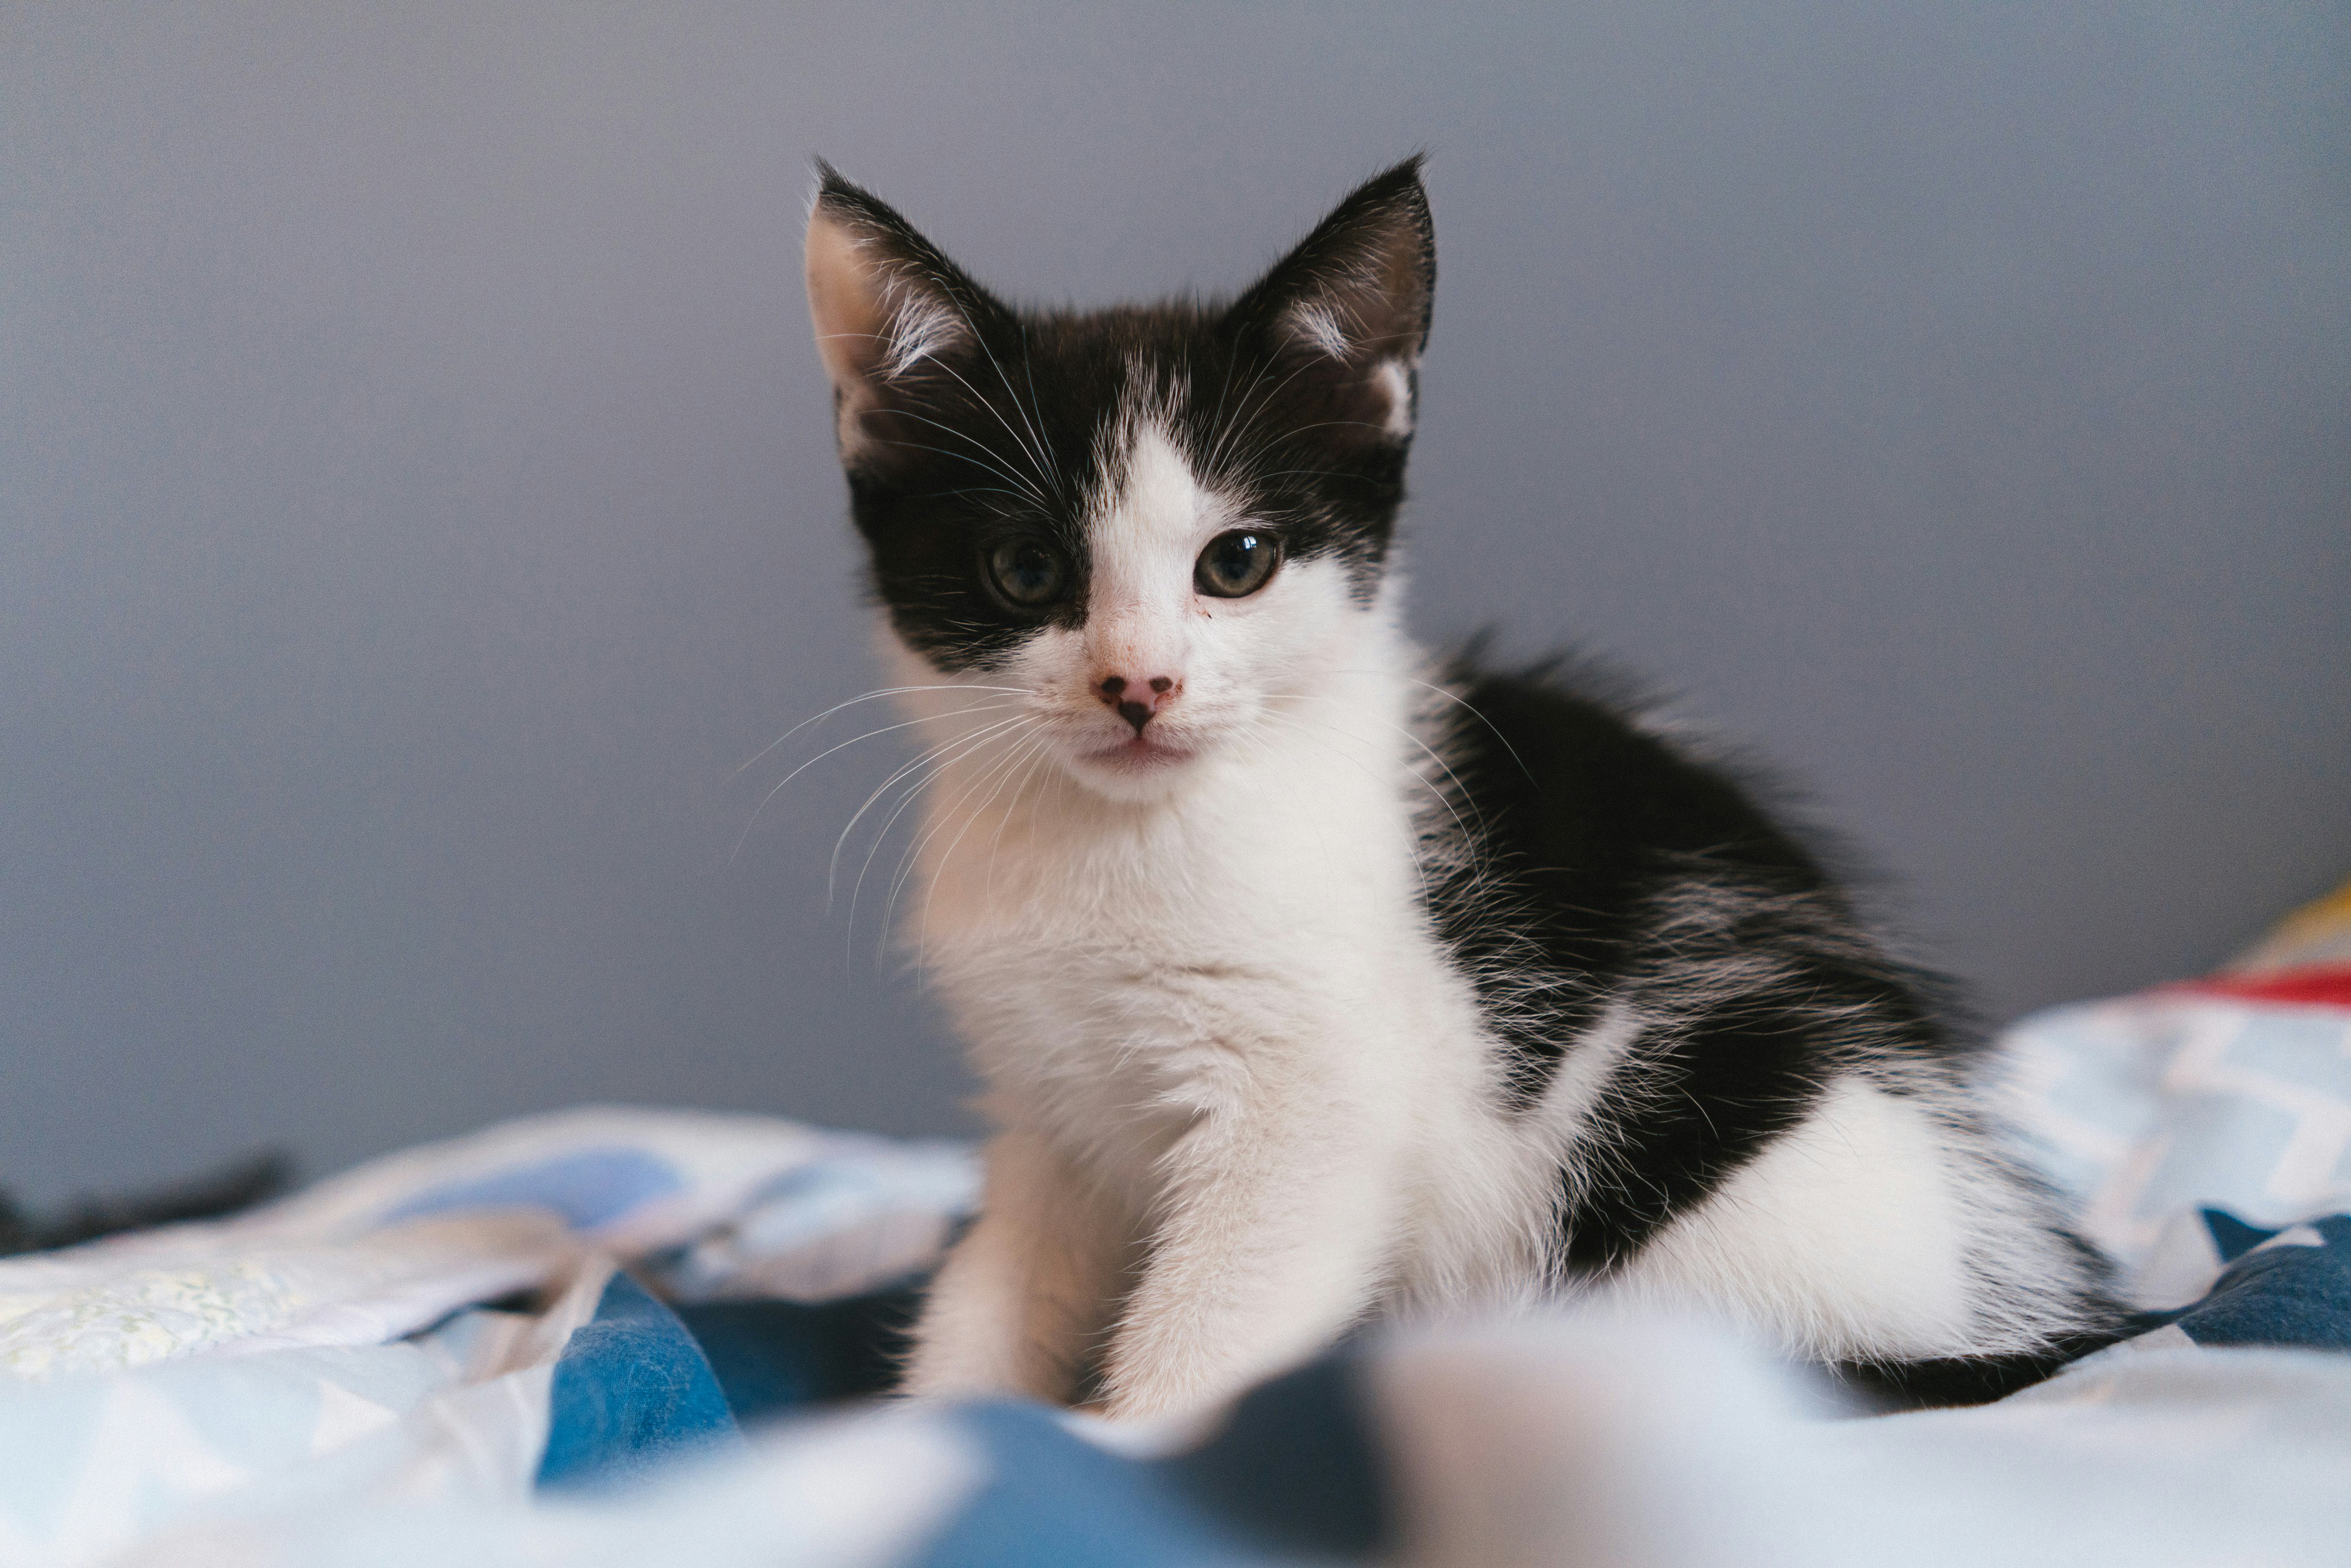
[1421,655,1839,934]
[1408,651,1954,1110]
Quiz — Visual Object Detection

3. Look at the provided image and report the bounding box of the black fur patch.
[813,160,1434,669]
[1415,658,1971,1274]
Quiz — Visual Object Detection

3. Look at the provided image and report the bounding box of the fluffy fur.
[799,157,2118,1419]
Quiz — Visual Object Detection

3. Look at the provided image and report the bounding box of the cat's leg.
[902,1128,1131,1404]
[1096,1074,1403,1420]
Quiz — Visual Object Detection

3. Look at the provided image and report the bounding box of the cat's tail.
[1826,1322,2136,1409]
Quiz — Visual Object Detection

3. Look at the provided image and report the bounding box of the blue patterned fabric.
[536,1272,740,1491]
[2001,989,2351,1287]
[533,1286,1394,1563]
[6,1064,2347,1564]
[524,1213,2351,1560]
[2139,1211,2351,1353]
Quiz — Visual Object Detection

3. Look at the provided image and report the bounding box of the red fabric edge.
[2162,963,2351,1009]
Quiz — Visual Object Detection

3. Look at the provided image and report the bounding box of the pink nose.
[1096,674,1178,736]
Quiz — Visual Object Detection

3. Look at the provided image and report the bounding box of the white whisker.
[842,717,1037,962]
[826,712,1037,906]
[734,684,1030,780]
[884,721,1043,967]
[980,733,1055,915]
[910,727,1055,967]
[729,703,1029,869]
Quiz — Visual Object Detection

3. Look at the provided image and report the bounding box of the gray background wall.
[5,4,2346,1208]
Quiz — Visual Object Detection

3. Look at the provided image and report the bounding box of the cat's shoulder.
[1418,642,1828,888]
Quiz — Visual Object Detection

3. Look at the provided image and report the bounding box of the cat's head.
[805,159,1432,803]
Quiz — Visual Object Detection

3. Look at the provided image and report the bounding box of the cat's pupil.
[988,539,1067,609]
[1195,531,1277,598]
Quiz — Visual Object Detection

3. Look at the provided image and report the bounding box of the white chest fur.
[888,623,1555,1415]
[899,626,1473,1205]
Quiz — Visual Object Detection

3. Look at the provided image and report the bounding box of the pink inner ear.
[810,224,969,391]
[806,209,993,466]
[805,209,893,390]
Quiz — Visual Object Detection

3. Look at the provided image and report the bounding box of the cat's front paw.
[1096,1343,1232,1422]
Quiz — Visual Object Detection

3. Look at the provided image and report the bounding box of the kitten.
[801,157,2118,1419]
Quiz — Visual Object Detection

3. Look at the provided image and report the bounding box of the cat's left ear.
[1226,156,1435,443]
[805,161,1006,464]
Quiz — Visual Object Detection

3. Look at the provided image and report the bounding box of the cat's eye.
[986,538,1070,610]
[1194,531,1281,599]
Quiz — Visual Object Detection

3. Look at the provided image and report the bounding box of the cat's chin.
[1061,733,1207,802]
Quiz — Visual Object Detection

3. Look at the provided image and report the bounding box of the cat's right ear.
[1224,157,1435,445]
[805,162,998,463]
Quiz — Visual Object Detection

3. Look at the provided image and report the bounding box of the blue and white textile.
[75,1281,2351,1567]
[0,1110,974,1566]
[2001,983,2351,1304]
[4,970,2350,1567]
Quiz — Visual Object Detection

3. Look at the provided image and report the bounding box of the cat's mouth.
[1083,732,1195,771]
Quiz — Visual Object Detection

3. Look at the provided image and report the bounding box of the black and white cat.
[801,158,2117,1419]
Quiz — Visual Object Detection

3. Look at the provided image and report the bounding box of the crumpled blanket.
[0,1110,976,1566]
[3,916,2347,1566]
